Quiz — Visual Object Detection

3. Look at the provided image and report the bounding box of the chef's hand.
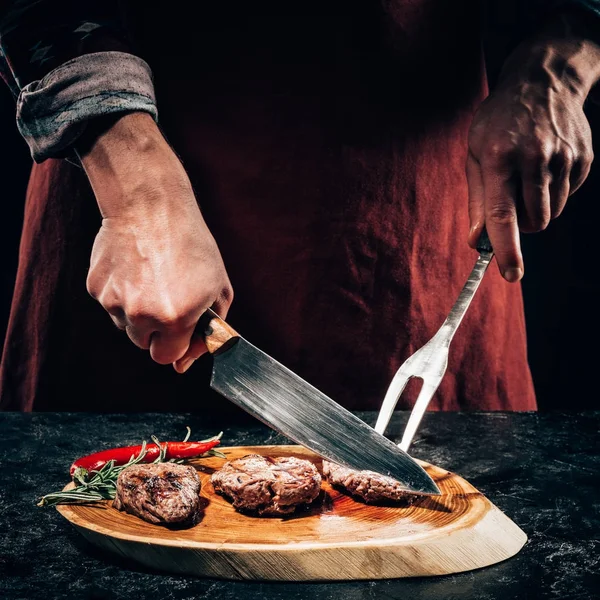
[78,112,233,372]
[467,9,600,282]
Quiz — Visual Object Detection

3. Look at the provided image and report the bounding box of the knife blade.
[199,309,440,495]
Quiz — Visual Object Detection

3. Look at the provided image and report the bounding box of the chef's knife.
[199,309,440,495]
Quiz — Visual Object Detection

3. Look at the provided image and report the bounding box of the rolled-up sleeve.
[0,1,157,162]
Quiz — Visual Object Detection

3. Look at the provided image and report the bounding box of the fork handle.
[437,230,494,345]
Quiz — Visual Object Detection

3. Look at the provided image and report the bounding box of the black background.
[1,36,599,411]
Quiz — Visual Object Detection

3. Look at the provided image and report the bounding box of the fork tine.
[374,231,493,453]
[374,368,413,436]
[398,380,441,453]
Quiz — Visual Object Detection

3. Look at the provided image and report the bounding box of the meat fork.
[374,230,494,452]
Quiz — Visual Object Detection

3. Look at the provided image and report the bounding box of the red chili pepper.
[69,438,221,477]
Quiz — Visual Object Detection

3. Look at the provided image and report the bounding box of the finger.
[481,165,524,282]
[97,294,129,332]
[173,333,209,374]
[466,152,486,248]
[96,288,127,322]
[519,157,551,232]
[548,153,572,219]
[569,152,593,196]
[109,313,127,331]
[125,324,153,350]
[173,285,234,373]
[149,325,196,364]
[121,305,160,350]
[211,284,234,320]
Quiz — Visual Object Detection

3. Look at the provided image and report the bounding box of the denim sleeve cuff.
[15,51,158,163]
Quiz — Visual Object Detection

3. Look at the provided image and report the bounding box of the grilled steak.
[113,462,202,525]
[322,460,421,505]
[211,454,322,515]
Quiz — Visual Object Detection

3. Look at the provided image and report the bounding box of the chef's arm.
[0,1,234,370]
[467,4,600,282]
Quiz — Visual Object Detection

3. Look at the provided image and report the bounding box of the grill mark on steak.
[322,460,422,505]
[211,454,322,516]
[113,462,202,525]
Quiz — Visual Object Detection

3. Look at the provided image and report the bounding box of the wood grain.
[56,445,527,581]
[202,312,239,354]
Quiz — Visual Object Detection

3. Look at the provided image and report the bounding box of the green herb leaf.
[36,428,224,507]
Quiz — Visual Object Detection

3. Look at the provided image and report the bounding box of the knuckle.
[125,302,154,326]
[520,199,552,233]
[539,144,553,164]
[582,148,594,166]
[126,298,187,330]
[153,307,188,330]
[528,214,551,233]
[488,204,517,226]
[550,148,574,174]
[96,292,122,317]
[221,284,234,305]
[522,142,551,165]
[86,275,100,300]
[104,302,123,318]
[483,141,513,164]
[561,146,575,166]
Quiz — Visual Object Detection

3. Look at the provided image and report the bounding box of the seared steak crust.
[322,460,420,505]
[113,462,202,525]
[211,454,322,515]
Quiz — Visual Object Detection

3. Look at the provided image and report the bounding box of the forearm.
[77,112,195,220]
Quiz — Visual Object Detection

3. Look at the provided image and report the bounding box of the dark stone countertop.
[1,411,599,600]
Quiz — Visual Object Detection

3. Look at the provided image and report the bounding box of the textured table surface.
[1,411,598,600]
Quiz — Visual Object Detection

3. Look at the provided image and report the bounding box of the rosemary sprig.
[37,428,224,507]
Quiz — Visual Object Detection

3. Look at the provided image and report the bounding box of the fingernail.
[179,357,196,373]
[503,268,523,283]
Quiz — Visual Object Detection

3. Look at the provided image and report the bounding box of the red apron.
[0,1,536,413]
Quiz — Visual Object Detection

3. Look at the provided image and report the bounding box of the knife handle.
[476,226,493,254]
[198,308,240,354]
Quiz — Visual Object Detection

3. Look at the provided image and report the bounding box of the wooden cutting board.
[56,445,527,581]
